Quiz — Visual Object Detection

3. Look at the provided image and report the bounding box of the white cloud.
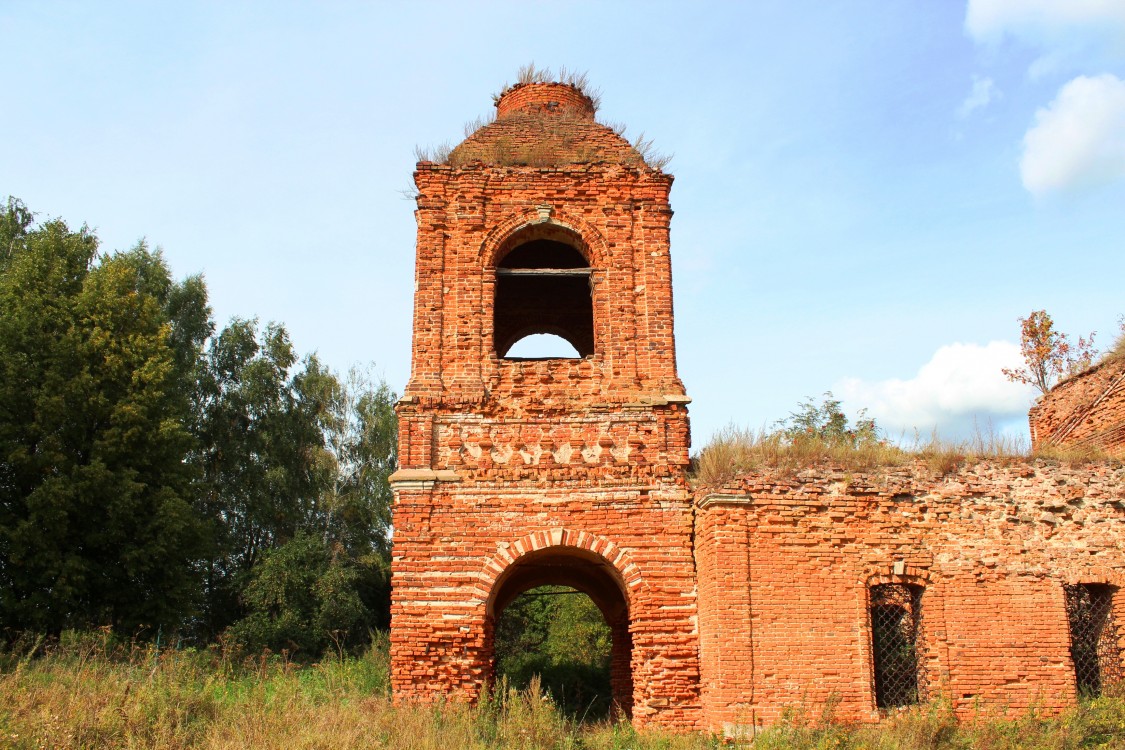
[835,341,1034,439]
[957,75,1000,118]
[1020,73,1125,195]
[965,0,1125,79]
[966,0,1125,44]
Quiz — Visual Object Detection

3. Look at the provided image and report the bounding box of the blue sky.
[3,1,1124,449]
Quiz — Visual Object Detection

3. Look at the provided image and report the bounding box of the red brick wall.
[391,480,701,728]
[391,81,699,729]
[695,461,1125,733]
[449,82,637,168]
[401,163,681,412]
[494,81,596,119]
[1029,356,1125,456]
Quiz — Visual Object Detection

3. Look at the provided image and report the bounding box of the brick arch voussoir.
[1060,566,1125,589]
[470,528,648,611]
[481,209,609,269]
[865,565,932,589]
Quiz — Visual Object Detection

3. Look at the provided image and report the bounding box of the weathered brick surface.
[391,81,700,730]
[1030,356,1125,456]
[391,77,1125,735]
[448,82,640,168]
[696,461,1125,731]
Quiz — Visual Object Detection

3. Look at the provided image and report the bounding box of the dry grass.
[695,425,1118,486]
[462,114,496,139]
[749,695,1125,750]
[416,67,672,172]
[0,633,711,750]
[629,133,673,171]
[3,634,1124,748]
[695,426,910,485]
[413,142,452,165]
[490,64,603,112]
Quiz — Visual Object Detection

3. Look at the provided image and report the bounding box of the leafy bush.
[223,533,384,658]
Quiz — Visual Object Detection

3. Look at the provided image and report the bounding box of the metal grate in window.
[870,583,925,709]
[1064,583,1124,699]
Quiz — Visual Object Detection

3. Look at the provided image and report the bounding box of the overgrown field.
[3,634,1125,749]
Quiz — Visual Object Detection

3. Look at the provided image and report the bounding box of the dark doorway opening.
[494,585,613,720]
[486,547,632,721]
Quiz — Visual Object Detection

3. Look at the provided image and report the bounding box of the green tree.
[193,323,397,641]
[321,368,396,557]
[191,319,326,634]
[0,199,206,634]
[316,367,396,630]
[218,366,397,652]
[778,391,880,447]
[223,531,372,656]
[0,198,396,649]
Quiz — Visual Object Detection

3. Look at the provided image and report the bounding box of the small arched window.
[494,232,594,359]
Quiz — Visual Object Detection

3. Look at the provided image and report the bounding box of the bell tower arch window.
[493,228,594,359]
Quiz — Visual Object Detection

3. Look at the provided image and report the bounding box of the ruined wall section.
[1030,356,1125,456]
[695,461,1125,732]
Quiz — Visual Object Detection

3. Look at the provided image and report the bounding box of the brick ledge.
[696,492,752,509]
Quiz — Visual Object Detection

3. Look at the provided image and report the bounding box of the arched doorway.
[486,545,633,719]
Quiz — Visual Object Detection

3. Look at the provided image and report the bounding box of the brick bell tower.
[389,77,701,729]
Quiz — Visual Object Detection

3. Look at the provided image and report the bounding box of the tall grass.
[3,634,1124,748]
[4,637,1124,748]
[696,426,910,485]
[695,425,1118,486]
[749,695,1125,750]
[0,633,711,749]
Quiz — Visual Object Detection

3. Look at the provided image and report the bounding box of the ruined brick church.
[388,78,1125,734]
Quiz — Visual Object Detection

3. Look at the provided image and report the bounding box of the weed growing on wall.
[695,392,1119,485]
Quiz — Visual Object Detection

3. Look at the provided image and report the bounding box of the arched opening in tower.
[494,236,594,359]
[486,547,632,721]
